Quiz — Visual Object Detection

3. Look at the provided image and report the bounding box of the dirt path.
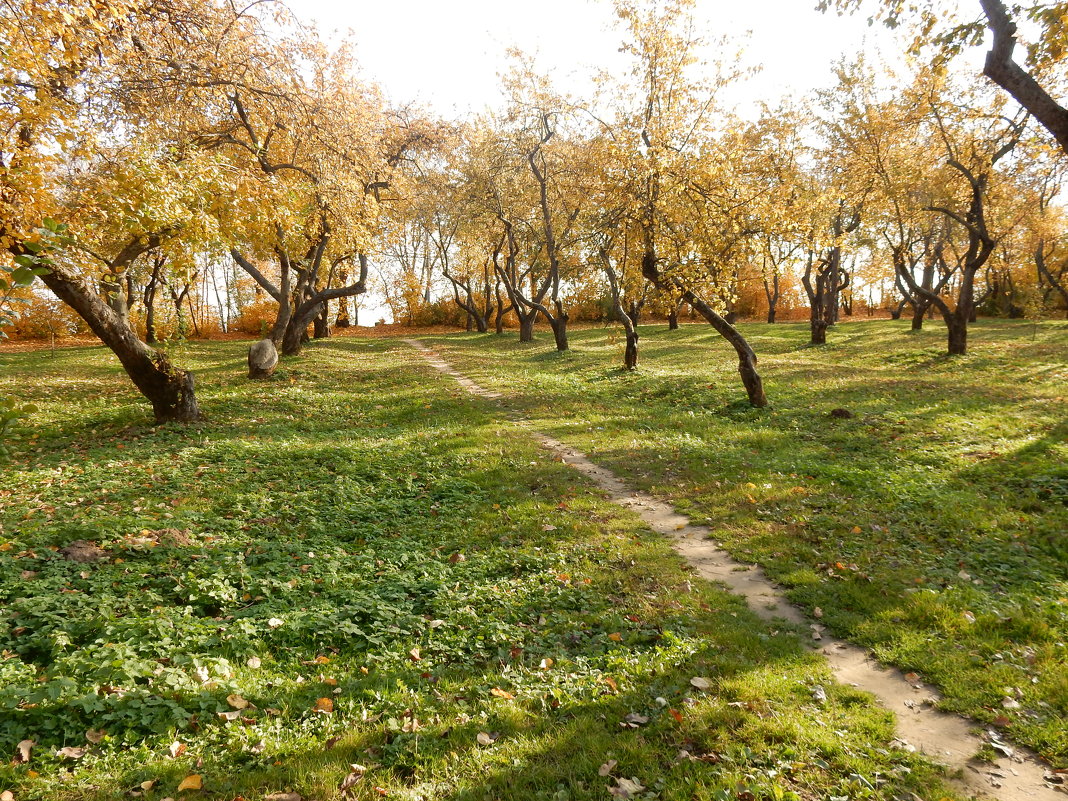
[402,338,1064,801]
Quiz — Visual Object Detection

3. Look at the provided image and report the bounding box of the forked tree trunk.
[602,254,639,370]
[810,319,828,345]
[911,304,927,330]
[549,317,568,350]
[518,313,535,342]
[495,303,510,334]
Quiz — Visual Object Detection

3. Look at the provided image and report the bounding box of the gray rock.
[248,338,278,379]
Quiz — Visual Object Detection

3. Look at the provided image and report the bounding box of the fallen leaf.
[690,677,712,690]
[476,732,498,746]
[140,780,156,791]
[608,632,622,642]
[609,777,645,798]
[226,694,249,710]
[490,687,514,700]
[622,712,649,726]
[168,741,186,759]
[176,774,202,792]
[669,708,683,723]
[604,677,618,693]
[267,618,284,628]
[598,759,618,776]
[217,710,242,721]
[542,524,557,531]
[56,746,86,760]
[13,739,33,765]
[1,792,13,801]
[264,793,302,801]
[339,763,366,794]
[313,697,334,714]
[85,729,106,744]
[246,657,262,669]
[812,606,823,619]
[539,658,554,670]
[408,647,421,662]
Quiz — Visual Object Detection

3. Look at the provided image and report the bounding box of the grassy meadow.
[426,318,1068,766]
[0,317,1064,800]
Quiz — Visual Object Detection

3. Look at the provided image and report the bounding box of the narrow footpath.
[402,338,1064,801]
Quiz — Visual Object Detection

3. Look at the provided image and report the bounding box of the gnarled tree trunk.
[40,267,199,422]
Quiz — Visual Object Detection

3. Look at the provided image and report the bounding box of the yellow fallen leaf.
[313,697,334,714]
[851,526,863,534]
[490,687,514,699]
[177,774,202,792]
[226,694,249,710]
[608,632,622,642]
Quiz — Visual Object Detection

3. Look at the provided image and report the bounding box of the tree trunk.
[910,305,926,330]
[518,313,535,342]
[40,268,199,423]
[145,290,157,344]
[682,290,767,407]
[602,254,639,370]
[811,320,828,345]
[549,306,568,351]
[313,303,330,339]
[282,305,318,355]
[628,301,641,328]
[668,307,679,330]
[948,316,968,355]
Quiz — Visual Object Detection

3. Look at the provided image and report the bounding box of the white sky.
[288,0,981,323]
[292,0,952,116]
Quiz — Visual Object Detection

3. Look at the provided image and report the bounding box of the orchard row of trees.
[2,0,1067,421]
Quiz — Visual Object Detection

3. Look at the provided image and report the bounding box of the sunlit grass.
[0,337,960,800]
[425,317,1068,766]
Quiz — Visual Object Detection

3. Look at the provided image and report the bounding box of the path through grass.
[0,338,959,800]
[424,318,1068,768]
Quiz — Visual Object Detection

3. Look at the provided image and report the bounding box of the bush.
[230,297,278,336]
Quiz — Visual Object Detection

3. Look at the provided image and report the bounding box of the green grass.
[422,318,1068,768]
[0,337,960,800]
